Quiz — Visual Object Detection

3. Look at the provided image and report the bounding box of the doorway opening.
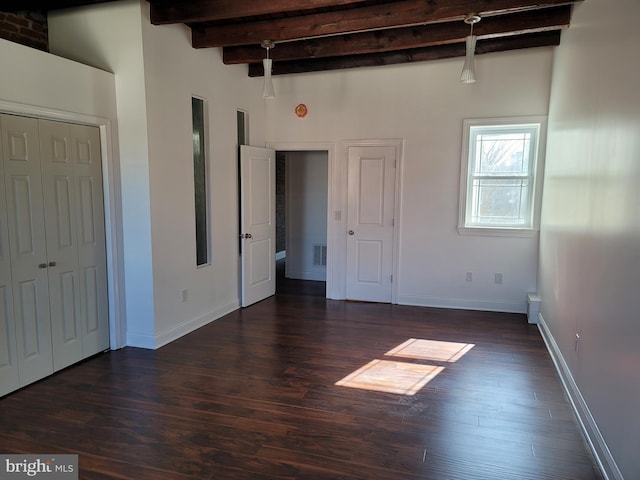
[276,150,328,298]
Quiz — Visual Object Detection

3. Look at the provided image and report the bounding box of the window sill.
[457,226,539,238]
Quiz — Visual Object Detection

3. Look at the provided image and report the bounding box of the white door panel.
[0,285,19,396]
[346,146,396,302]
[0,127,18,395]
[69,124,108,358]
[355,240,383,283]
[40,119,83,370]
[1,114,53,387]
[240,145,276,307]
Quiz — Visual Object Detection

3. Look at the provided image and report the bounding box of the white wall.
[285,151,328,281]
[49,0,155,346]
[539,1,640,478]
[49,0,267,348]
[139,3,266,344]
[266,48,554,312]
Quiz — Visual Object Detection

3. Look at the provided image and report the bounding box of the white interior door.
[39,119,83,371]
[240,145,276,307]
[1,114,54,387]
[346,145,397,302]
[69,124,109,359]
[0,118,19,396]
[0,115,109,396]
[39,120,109,371]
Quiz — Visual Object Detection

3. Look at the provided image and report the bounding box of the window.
[192,97,209,266]
[237,110,248,146]
[458,117,546,236]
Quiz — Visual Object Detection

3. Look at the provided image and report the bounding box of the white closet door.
[39,120,109,369]
[0,116,109,396]
[39,119,84,370]
[0,120,19,396]
[1,114,53,387]
[70,124,108,357]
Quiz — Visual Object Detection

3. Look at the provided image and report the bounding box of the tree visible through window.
[459,118,545,235]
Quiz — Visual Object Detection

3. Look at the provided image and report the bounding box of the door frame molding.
[267,141,337,299]
[342,139,404,304]
[0,99,126,350]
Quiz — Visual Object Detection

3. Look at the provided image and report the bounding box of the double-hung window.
[458,117,546,236]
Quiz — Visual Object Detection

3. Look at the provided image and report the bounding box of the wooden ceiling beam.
[224,6,570,64]
[149,0,376,25]
[191,0,581,48]
[247,31,561,76]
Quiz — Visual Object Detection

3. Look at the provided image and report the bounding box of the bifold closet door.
[39,120,109,371]
[0,114,54,387]
[0,118,20,396]
[67,123,108,360]
[0,115,109,396]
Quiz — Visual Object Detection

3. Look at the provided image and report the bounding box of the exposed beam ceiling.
[2,0,582,76]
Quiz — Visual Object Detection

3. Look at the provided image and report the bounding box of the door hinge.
[390,274,393,283]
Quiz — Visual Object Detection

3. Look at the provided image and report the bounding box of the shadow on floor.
[276,258,326,298]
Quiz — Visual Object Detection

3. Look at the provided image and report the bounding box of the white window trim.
[458,116,547,237]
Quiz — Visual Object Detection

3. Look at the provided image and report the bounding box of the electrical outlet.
[181,289,188,302]
[466,272,473,282]
[495,273,503,284]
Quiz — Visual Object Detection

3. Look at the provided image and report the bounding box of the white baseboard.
[125,331,157,349]
[397,295,526,314]
[537,313,624,480]
[127,301,239,350]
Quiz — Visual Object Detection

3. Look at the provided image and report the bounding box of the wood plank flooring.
[0,274,602,479]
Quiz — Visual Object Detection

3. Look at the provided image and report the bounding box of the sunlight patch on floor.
[335,338,474,395]
[335,359,444,395]
[385,338,475,363]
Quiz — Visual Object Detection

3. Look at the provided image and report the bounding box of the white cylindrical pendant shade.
[460,35,477,84]
[262,58,275,98]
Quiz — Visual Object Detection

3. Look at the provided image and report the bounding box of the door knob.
[49,261,57,267]
[348,230,354,235]
[241,233,252,239]
[38,263,48,269]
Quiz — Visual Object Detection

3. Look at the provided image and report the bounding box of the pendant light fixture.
[261,40,275,98]
[460,14,481,84]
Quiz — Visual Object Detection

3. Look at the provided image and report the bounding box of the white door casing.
[0,98,124,353]
[346,145,398,303]
[240,145,276,307]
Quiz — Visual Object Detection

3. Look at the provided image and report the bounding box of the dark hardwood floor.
[0,270,602,479]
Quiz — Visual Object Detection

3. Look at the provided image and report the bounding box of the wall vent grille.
[313,244,327,266]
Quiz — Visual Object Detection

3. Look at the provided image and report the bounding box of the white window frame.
[458,116,547,237]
